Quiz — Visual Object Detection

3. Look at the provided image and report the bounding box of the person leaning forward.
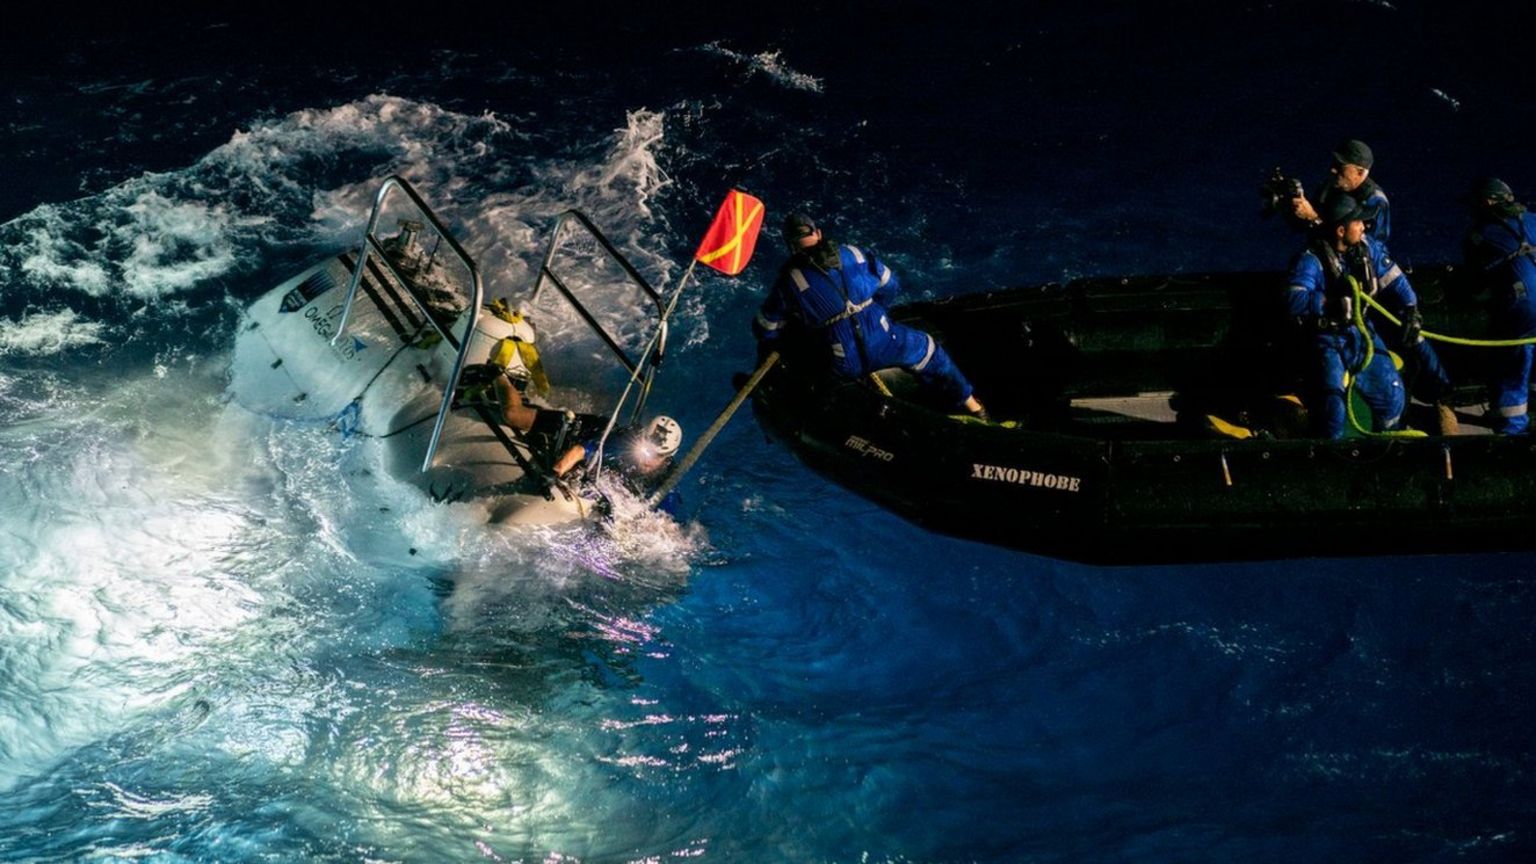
[551,415,685,514]
[753,212,989,421]
[1463,177,1536,435]
[454,361,586,464]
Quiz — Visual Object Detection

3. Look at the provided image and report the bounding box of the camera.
[1259,167,1305,218]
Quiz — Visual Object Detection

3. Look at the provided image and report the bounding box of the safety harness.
[484,297,550,395]
[1318,242,1379,300]
[794,244,873,369]
[1481,214,1536,275]
[819,295,875,328]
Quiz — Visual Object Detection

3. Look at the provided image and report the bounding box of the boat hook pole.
[648,350,780,507]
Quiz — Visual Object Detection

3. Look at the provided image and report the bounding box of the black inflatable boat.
[746,267,1536,564]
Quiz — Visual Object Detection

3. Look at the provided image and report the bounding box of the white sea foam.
[412,486,701,633]
[0,95,699,791]
[119,192,241,297]
[4,92,685,396]
[2,94,518,303]
[696,43,825,93]
[1430,88,1461,111]
[10,184,262,302]
[470,107,675,272]
[0,309,106,356]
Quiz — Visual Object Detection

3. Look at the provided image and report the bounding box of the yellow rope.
[1344,276,1426,439]
[1358,290,1536,347]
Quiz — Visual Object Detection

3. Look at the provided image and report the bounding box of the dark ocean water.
[2,2,1535,861]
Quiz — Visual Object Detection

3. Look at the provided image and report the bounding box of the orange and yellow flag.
[693,189,765,276]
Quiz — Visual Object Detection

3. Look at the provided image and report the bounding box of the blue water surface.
[2,2,1535,861]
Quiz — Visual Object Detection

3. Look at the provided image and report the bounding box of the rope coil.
[1343,276,1426,439]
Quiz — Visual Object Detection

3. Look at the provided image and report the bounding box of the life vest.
[469,298,550,395]
[1309,241,1376,327]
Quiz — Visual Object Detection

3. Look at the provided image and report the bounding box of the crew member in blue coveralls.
[754,212,989,420]
[1287,195,1412,437]
[1463,177,1536,434]
[1291,140,1454,425]
[1293,185,1458,434]
[1291,138,1393,243]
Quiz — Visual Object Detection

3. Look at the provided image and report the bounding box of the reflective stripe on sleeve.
[1381,264,1404,285]
[790,269,810,292]
[1500,402,1529,418]
[877,264,892,287]
[847,246,866,265]
[912,334,937,371]
[755,312,784,331]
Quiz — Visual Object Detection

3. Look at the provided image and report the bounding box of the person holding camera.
[1289,139,1392,242]
[1463,177,1536,434]
[1285,195,1456,437]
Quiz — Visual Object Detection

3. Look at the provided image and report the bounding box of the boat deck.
[873,368,1499,439]
[1069,392,1496,438]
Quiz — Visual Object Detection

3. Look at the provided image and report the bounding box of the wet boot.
[1437,403,1460,436]
[961,394,990,423]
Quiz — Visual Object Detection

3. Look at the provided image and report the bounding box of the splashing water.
[6,9,1536,860]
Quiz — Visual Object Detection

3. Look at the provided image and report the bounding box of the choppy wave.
[0,95,523,302]
[0,92,690,406]
[0,309,106,356]
[0,355,706,799]
[695,42,825,93]
[1,95,521,304]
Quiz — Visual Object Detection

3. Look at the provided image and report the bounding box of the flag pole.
[588,258,700,475]
[586,188,764,486]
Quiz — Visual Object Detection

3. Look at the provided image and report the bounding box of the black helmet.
[1317,194,1378,228]
[782,212,818,243]
[1473,177,1515,205]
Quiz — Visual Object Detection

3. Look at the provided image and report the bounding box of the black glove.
[1399,307,1424,345]
[458,363,502,387]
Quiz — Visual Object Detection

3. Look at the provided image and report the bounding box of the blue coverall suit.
[1320,182,1452,406]
[1288,238,1413,437]
[1463,210,1536,434]
[754,242,974,409]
